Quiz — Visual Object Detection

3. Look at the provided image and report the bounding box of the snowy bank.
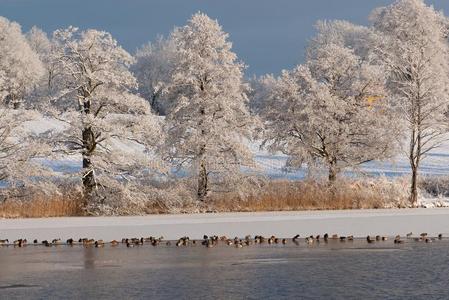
[2,208,449,241]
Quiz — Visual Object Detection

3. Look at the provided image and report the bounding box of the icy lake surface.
[1,239,449,299]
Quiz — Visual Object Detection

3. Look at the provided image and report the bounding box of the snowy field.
[2,208,449,241]
[23,116,449,180]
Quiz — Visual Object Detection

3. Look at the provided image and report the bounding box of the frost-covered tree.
[164,13,255,201]
[132,37,177,115]
[371,0,449,205]
[0,106,51,190]
[248,74,276,114]
[25,26,60,109]
[49,27,162,209]
[262,21,399,182]
[0,17,44,108]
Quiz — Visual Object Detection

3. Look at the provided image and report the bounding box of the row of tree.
[0,0,448,209]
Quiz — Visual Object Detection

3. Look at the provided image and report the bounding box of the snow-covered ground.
[2,208,449,241]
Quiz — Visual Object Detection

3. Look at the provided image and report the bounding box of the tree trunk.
[410,166,418,207]
[328,160,338,183]
[197,158,208,201]
[82,126,96,206]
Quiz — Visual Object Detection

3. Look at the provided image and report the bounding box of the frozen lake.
[1,239,448,299]
[2,208,449,241]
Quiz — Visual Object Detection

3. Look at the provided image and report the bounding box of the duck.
[347,235,354,241]
[292,234,300,242]
[381,236,388,241]
[305,237,314,244]
[42,240,51,247]
[438,234,443,240]
[33,239,38,244]
[14,239,26,247]
[94,240,105,248]
[420,233,428,240]
[226,239,233,246]
[366,236,375,244]
[331,234,338,240]
[52,238,62,245]
[166,241,171,246]
[340,236,346,242]
[323,233,329,242]
[406,232,413,238]
[282,239,287,245]
[0,239,9,246]
[394,235,404,244]
[66,238,74,246]
[110,240,119,246]
[375,235,381,241]
[83,239,95,246]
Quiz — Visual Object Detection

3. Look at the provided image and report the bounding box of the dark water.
[1,240,448,299]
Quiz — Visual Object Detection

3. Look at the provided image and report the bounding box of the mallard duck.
[0,239,9,246]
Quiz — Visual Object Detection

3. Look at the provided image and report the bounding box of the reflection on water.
[0,240,449,299]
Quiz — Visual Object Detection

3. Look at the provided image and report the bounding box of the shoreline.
[2,208,449,241]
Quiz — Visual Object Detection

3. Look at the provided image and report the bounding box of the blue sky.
[1,0,448,76]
